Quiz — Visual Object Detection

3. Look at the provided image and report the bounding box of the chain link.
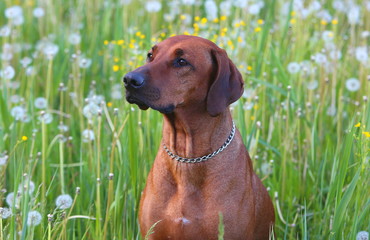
[163,121,236,163]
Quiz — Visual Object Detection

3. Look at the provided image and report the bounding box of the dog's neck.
[162,107,233,159]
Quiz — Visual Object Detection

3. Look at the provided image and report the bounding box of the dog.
[123,35,275,240]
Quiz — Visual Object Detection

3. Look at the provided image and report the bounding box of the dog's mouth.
[126,92,175,114]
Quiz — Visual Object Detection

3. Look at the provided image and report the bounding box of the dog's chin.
[126,96,174,114]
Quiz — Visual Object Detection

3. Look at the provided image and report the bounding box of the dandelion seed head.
[5,6,23,19]
[355,46,368,63]
[82,129,95,142]
[33,7,45,18]
[0,25,11,37]
[34,97,48,109]
[43,43,59,59]
[68,33,81,45]
[0,207,12,219]
[0,155,8,166]
[205,0,218,20]
[145,1,162,13]
[18,179,35,194]
[1,65,15,80]
[356,231,369,240]
[287,62,301,74]
[38,112,53,124]
[10,106,26,121]
[6,192,20,209]
[27,210,42,226]
[306,80,318,90]
[345,78,360,92]
[78,57,92,68]
[55,194,73,209]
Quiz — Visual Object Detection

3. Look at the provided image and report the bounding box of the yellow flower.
[135,31,141,37]
[247,66,252,71]
[160,32,166,38]
[253,104,259,110]
[183,31,190,35]
[22,136,28,141]
[355,122,361,127]
[227,40,233,46]
[321,19,327,25]
[194,16,200,22]
[362,132,370,138]
[235,22,241,28]
[222,27,228,32]
[257,19,264,25]
[113,65,120,72]
[104,40,109,45]
[291,11,296,16]
[220,15,227,21]
[251,116,255,121]
[240,20,246,26]
[290,18,296,24]
[213,18,219,23]
[114,57,119,62]
[129,43,135,49]
[117,40,124,45]
[111,40,117,44]
[237,36,243,43]
[140,34,145,39]
[332,19,338,25]
[201,18,207,24]
[180,15,186,20]
[107,102,113,107]
[254,27,261,32]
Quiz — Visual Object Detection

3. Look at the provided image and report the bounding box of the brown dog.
[123,35,274,240]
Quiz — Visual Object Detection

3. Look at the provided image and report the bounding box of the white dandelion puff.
[55,194,73,209]
[0,155,8,165]
[1,65,15,80]
[0,25,11,37]
[0,207,12,219]
[18,180,35,194]
[6,192,20,209]
[27,210,42,226]
[356,231,369,240]
[82,129,95,142]
[287,62,301,74]
[34,97,48,109]
[78,57,92,68]
[205,0,218,20]
[347,5,360,25]
[20,57,32,67]
[5,6,23,19]
[38,113,53,124]
[243,102,254,110]
[33,7,45,18]
[306,80,318,90]
[313,53,327,64]
[329,50,342,60]
[83,102,101,119]
[43,43,59,59]
[355,46,368,63]
[326,105,336,116]
[10,106,26,121]
[145,1,162,13]
[345,78,360,92]
[68,33,81,45]
[248,2,264,15]
[220,1,232,16]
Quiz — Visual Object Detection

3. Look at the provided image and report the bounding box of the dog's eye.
[147,53,153,61]
[177,58,188,67]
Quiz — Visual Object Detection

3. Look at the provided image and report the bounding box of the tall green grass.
[0,0,369,239]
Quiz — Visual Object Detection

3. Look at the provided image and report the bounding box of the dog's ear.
[207,48,244,117]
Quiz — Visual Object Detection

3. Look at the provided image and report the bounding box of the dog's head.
[123,35,244,116]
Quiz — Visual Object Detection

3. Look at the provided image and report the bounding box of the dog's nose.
[123,72,145,88]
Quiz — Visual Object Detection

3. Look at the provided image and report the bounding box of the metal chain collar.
[163,121,236,163]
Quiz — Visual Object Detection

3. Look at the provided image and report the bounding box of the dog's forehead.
[153,35,219,55]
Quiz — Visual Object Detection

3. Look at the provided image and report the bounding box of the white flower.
[43,43,59,59]
[356,231,369,240]
[20,57,32,67]
[248,3,263,15]
[68,33,81,45]
[345,78,360,92]
[34,97,48,109]
[78,57,92,68]
[83,102,100,119]
[10,95,21,103]
[329,50,342,60]
[243,102,254,110]
[33,7,45,18]
[242,88,254,98]
[347,5,360,25]
[181,0,196,5]
[0,155,8,165]
[306,80,318,90]
[322,31,333,42]
[38,113,53,124]
[58,124,69,132]
[332,1,345,12]
[12,15,24,26]
[313,53,327,64]
[362,31,370,38]
[0,207,12,219]
[326,105,336,116]
[355,46,368,63]
[26,66,35,76]
[27,210,42,226]
[0,25,11,37]
[6,192,20,209]
[18,180,35,194]
[82,129,95,142]
[287,62,300,74]
[10,106,26,120]
[308,1,321,12]
[233,0,248,8]
[261,162,272,175]
[5,6,23,19]
[112,84,123,99]
[205,0,218,20]
[145,1,162,13]
[220,1,232,16]
[56,194,73,209]
[1,66,15,79]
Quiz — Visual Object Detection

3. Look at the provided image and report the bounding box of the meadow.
[0,0,369,239]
